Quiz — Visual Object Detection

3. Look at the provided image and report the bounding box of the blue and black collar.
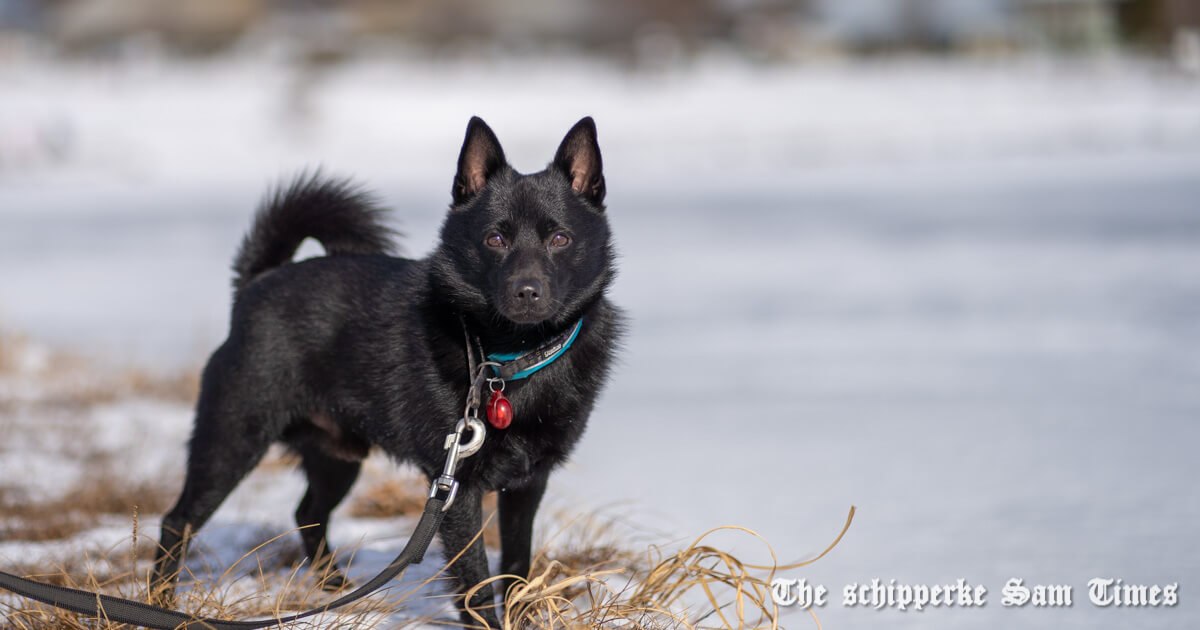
[460,317,584,382]
[486,318,583,380]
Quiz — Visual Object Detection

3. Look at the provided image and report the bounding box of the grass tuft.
[350,476,501,549]
[0,330,200,407]
[466,508,855,630]
[0,465,176,543]
[3,507,854,629]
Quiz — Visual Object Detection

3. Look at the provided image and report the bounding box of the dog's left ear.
[454,116,507,205]
[554,117,605,207]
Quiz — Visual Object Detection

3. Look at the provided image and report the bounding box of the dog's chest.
[468,382,584,490]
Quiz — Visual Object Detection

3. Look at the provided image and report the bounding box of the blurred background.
[2,0,1200,62]
[2,1,1199,629]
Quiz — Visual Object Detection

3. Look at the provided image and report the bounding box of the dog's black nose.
[512,278,543,303]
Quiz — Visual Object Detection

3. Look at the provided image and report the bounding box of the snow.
[3,54,1200,192]
[2,54,1200,628]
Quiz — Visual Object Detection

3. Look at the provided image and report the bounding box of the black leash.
[0,496,446,629]
[0,388,495,629]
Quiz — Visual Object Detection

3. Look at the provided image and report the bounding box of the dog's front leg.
[438,484,502,628]
[498,472,548,601]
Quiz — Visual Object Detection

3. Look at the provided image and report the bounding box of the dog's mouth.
[496,304,555,326]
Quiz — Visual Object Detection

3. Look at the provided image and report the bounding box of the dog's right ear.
[453,117,507,204]
[553,116,605,206]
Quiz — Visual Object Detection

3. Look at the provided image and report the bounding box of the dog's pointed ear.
[453,117,507,204]
[554,116,605,207]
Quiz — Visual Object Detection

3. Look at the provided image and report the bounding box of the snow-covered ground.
[2,55,1199,628]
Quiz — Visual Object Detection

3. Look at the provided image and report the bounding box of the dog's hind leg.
[151,412,273,604]
[294,442,361,591]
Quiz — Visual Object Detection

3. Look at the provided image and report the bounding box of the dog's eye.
[549,233,571,248]
[486,234,507,248]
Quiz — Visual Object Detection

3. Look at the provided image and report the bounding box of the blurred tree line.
[0,0,1198,65]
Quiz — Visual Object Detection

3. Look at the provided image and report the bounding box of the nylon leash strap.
[0,498,444,629]
[0,413,486,629]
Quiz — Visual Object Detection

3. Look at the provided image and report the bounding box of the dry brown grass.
[349,476,432,520]
[0,522,414,630]
[457,507,854,630]
[0,330,191,541]
[0,331,48,374]
[2,505,855,630]
[0,463,177,543]
[0,330,200,408]
[1,534,162,589]
[21,364,201,409]
[350,476,501,550]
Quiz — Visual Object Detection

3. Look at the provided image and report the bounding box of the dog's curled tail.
[233,172,398,291]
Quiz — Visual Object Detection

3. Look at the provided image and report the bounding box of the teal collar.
[487,318,584,380]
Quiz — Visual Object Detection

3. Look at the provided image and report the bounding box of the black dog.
[151,116,622,627]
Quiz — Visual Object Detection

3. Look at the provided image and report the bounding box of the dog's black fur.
[151,116,622,627]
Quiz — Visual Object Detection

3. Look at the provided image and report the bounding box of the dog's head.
[432,117,615,330]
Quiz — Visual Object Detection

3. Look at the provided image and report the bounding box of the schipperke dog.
[151,116,622,627]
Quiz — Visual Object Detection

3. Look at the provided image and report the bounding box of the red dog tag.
[486,390,513,429]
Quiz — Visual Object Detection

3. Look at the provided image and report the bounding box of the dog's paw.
[315,566,353,592]
[147,589,178,609]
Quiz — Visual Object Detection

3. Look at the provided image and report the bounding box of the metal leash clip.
[432,363,495,511]
[431,417,486,511]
